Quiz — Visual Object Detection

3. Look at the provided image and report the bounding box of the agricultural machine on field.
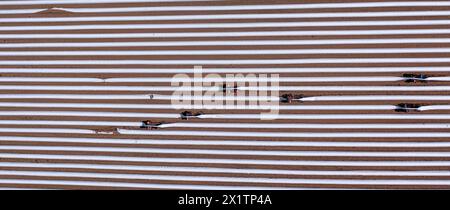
[280,94,304,103]
[403,73,429,83]
[140,120,165,129]
[395,103,422,112]
[221,84,239,94]
[180,111,204,120]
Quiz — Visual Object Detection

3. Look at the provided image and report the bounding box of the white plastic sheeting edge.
[2,58,450,65]
[117,129,450,138]
[2,11,450,22]
[4,48,450,55]
[1,170,450,186]
[1,85,449,92]
[3,136,450,147]
[0,102,399,110]
[4,145,450,156]
[2,153,450,166]
[2,111,450,119]
[2,29,450,39]
[0,67,447,73]
[3,39,450,48]
[1,162,450,176]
